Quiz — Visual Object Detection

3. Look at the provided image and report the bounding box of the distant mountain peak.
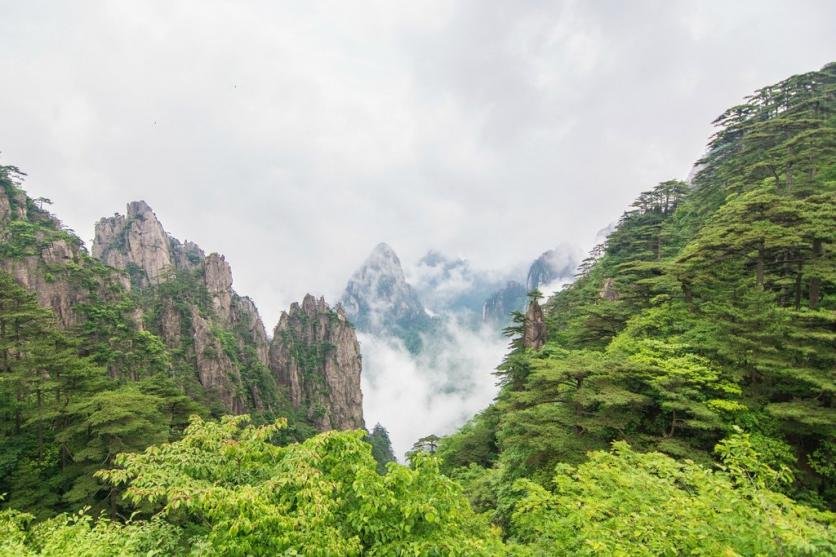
[341,243,431,352]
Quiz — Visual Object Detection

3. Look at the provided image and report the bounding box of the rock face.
[522,298,547,350]
[341,243,432,351]
[204,253,234,323]
[0,185,115,328]
[191,307,247,414]
[269,295,364,431]
[482,281,527,324]
[599,278,619,301]
[93,201,173,287]
[91,200,272,413]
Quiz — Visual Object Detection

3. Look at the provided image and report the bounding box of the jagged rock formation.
[269,295,364,431]
[0,184,123,328]
[522,298,547,350]
[91,200,273,414]
[2,177,359,432]
[93,201,173,287]
[482,281,527,324]
[341,243,432,352]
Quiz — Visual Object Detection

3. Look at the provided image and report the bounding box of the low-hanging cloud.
[360,318,508,460]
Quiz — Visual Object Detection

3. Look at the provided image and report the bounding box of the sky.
[1,0,834,329]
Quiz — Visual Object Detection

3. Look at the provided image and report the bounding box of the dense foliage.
[2,416,510,556]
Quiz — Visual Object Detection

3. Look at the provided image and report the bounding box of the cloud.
[359,318,507,460]
[0,0,834,333]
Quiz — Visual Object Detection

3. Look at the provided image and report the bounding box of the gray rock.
[269,294,364,431]
[599,278,619,301]
[93,201,174,287]
[522,298,547,350]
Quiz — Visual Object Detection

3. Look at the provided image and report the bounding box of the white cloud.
[360,318,507,460]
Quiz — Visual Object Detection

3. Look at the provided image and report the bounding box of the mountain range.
[339,241,582,348]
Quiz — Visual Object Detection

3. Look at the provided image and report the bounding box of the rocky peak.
[268,294,364,431]
[0,184,92,328]
[92,200,272,413]
[204,253,233,321]
[599,278,619,301]
[92,201,173,287]
[341,243,431,345]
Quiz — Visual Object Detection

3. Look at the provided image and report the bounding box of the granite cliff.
[2,184,365,431]
[90,201,277,414]
[269,294,364,431]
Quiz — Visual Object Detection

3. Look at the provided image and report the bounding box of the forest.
[0,63,834,555]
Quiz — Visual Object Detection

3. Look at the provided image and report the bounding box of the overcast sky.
[1,0,834,328]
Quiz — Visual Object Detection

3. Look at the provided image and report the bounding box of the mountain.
[340,242,433,352]
[92,200,275,414]
[2,61,833,557]
[0,180,365,515]
[440,63,836,528]
[269,294,364,431]
[481,246,579,325]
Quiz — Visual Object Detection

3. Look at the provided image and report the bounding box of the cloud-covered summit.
[341,243,432,352]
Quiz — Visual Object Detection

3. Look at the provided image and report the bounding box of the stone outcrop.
[91,200,272,412]
[522,298,547,350]
[269,295,364,431]
[204,253,234,324]
[232,295,270,364]
[0,185,117,328]
[1,240,81,327]
[92,201,173,287]
[599,278,619,301]
[191,307,246,414]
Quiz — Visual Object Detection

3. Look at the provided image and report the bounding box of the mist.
[360,319,507,459]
